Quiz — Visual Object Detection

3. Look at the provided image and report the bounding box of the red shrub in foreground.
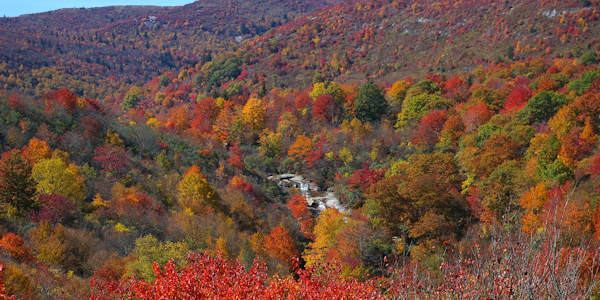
[90,254,383,299]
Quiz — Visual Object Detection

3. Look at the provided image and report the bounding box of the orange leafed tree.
[288,135,313,162]
[593,204,600,240]
[165,105,190,132]
[558,118,596,168]
[264,226,299,264]
[519,183,547,233]
[0,233,30,262]
[213,101,237,143]
[21,138,51,164]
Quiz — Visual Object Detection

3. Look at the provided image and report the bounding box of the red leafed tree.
[294,91,312,111]
[227,143,244,169]
[82,97,102,112]
[347,165,384,192]
[502,85,531,113]
[7,93,22,110]
[426,73,445,86]
[91,255,270,299]
[313,94,335,122]
[411,109,448,149]
[90,253,383,299]
[93,144,131,175]
[32,194,75,224]
[444,75,468,100]
[45,88,78,113]
[304,134,327,168]
[111,185,165,229]
[190,97,218,134]
[466,186,485,220]
[462,102,492,132]
[287,194,314,238]
[540,182,578,231]
[228,175,253,194]
[444,75,463,91]
[588,152,600,176]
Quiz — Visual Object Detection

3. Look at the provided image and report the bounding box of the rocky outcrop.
[268,173,346,213]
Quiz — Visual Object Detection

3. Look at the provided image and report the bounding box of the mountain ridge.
[239,0,599,88]
[0,0,344,97]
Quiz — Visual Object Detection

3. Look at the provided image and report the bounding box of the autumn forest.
[1,0,600,298]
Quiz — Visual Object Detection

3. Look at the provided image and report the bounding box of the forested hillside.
[0,0,600,298]
[242,0,600,87]
[0,0,341,97]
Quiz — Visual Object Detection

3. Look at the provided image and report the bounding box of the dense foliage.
[0,0,600,298]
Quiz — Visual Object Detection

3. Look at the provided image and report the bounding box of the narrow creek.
[267,173,347,213]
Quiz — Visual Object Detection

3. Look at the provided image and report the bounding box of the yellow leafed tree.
[303,208,346,268]
[31,157,85,204]
[241,98,266,131]
[176,165,220,213]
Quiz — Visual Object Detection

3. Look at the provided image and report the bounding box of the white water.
[268,173,346,213]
